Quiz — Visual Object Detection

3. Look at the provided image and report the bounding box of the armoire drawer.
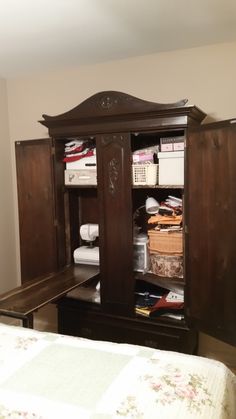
[58,299,198,354]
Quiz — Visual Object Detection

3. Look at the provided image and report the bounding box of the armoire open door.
[185,120,236,346]
[15,138,58,283]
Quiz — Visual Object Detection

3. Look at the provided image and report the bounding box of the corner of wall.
[0,78,19,292]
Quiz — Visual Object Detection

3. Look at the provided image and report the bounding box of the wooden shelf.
[66,285,101,304]
[64,184,97,189]
[132,185,183,189]
[65,184,182,189]
[135,271,184,294]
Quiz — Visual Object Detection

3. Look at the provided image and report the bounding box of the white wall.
[6,40,236,365]
[0,78,17,293]
[6,41,236,142]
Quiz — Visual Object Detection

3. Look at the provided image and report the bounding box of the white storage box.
[132,164,158,186]
[66,155,96,170]
[65,169,97,185]
[158,151,184,185]
[160,136,184,152]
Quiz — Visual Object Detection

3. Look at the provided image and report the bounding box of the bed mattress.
[0,322,235,418]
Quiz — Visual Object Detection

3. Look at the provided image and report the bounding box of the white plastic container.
[133,234,149,273]
[158,151,184,185]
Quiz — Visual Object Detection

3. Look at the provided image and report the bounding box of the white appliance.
[73,223,99,265]
[133,234,149,273]
[145,197,160,214]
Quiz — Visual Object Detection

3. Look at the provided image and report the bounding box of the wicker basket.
[148,229,183,254]
[132,164,158,186]
[149,251,183,279]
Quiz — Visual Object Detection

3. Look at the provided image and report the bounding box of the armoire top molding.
[39,91,206,136]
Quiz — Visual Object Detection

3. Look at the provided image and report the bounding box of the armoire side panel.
[185,123,236,346]
[96,133,134,315]
[15,139,58,283]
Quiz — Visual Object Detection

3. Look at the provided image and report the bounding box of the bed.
[0,323,235,418]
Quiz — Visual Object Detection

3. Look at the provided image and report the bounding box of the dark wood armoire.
[12,91,236,352]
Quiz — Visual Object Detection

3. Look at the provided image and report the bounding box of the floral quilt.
[0,323,235,418]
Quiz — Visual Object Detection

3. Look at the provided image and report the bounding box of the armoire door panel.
[185,123,236,346]
[96,133,134,315]
[15,139,57,283]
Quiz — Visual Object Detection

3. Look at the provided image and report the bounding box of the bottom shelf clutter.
[135,279,184,321]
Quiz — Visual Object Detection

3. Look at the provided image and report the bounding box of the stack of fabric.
[147,195,183,278]
[148,195,182,230]
[63,139,96,169]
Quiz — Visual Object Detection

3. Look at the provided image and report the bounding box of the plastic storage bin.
[132,164,158,186]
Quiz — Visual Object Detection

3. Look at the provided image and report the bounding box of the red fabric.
[63,149,95,162]
[64,145,84,154]
[151,294,184,312]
